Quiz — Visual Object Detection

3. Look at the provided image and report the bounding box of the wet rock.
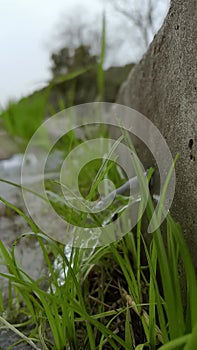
[0,144,48,295]
[0,329,39,349]
[0,132,20,160]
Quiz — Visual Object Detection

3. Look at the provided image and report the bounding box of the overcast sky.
[0,0,103,108]
[0,0,169,108]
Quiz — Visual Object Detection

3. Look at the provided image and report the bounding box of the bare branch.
[107,0,169,50]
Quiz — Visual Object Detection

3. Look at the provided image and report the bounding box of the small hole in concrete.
[190,154,195,161]
[188,139,193,149]
[175,25,180,30]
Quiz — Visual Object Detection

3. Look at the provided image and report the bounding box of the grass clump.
[0,149,196,349]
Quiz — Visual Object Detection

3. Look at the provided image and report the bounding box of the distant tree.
[72,45,98,70]
[50,45,98,78]
[50,6,121,70]
[51,47,71,76]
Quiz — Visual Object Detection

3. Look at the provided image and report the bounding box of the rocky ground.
[0,132,46,286]
[0,329,37,350]
[0,132,46,349]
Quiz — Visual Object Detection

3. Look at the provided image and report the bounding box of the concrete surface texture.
[116,0,197,266]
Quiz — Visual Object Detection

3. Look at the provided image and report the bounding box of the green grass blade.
[168,216,197,328]
[97,12,106,101]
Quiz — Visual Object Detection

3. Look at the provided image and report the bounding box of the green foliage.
[0,90,49,143]
[51,45,98,78]
[0,146,196,349]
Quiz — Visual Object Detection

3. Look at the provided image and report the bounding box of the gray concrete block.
[116,0,197,266]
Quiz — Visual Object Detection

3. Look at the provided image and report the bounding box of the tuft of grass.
[0,140,196,349]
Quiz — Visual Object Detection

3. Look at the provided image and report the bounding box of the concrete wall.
[116,0,197,266]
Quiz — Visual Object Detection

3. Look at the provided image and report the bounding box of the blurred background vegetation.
[0,0,170,150]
